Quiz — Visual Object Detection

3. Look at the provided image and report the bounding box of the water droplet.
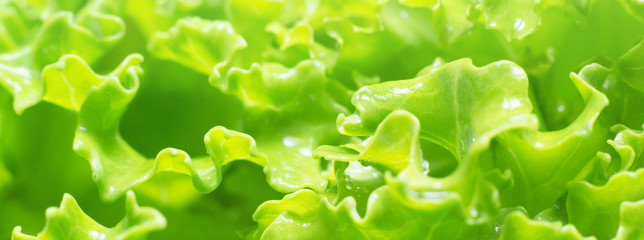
[534,142,544,149]
[502,98,522,110]
[513,18,525,32]
[299,148,312,157]
[399,10,409,19]
[557,105,565,113]
[283,137,297,147]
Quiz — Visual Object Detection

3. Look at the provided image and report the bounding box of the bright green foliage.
[2,0,644,239]
[567,169,644,240]
[316,110,422,173]
[11,191,165,240]
[42,54,137,111]
[64,54,270,202]
[252,184,486,240]
[148,18,247,75]
[0,0,125,113]
[336,58,537,159]
[609,125,644,171]
[614,199,644,240]
[477,0,541,40]
[493,69,609,214]
[498,212,591,240]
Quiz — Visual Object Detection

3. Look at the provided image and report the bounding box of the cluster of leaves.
[1,0,643,239]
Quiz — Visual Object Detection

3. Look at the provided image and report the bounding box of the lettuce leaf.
[252,185,485,240]
[614,199,644,240]
[3,0,644,239]
[148,17,246,76]
[567,169,644,239]
[493,67,608,214]
[518,0,644,130]
[608,125,644,172]
[148,16,350,194]
[337,58,537,159]
[56,54,267,202]
[498,212,591,240]
[0,0,126,114]
[11,191,165,240]
[259,109,499,239]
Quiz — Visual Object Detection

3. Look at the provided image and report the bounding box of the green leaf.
[401,0,542,42]
[477,0,541,40]
[581,152,611,186]
[205,126,267,167]
[310,0,385,32]
[338,58,537,161]
[148,17,247,75]
[212,60,341,112]
[263,21,339,69]
[579,48,644,130]
[498,212,593,240]
[618,38,644,94]
[316,110,421,173]
[202,126,267,191]
[252,184,491,240]
[70,53,147,202]
[315,110,419,215]
[493,68,609,214]
[265,22,314,51]
[11,191,165,240]
[331,161,385,217]
[614,199,644,240]
[608,125,644,172]
[329,59,541,228]
[124,0,227,39]
[319,110,500,237]
[567,169,644,239]
[519,0,644,130]
[322,17,402,75]
[149,17,344,112]
[146,8,352,196]
[415,57,448,77]
[33,11,125,68]
[0,7,125,114]
[5,0,644,239]
[254,123,334,193]
[392,158,501,235]
[0,0,42,52]
[42,54,141,111]
[433,0,475,43]
[211,60,347,194]
[60,53,317,202]
[66,54,228,202]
